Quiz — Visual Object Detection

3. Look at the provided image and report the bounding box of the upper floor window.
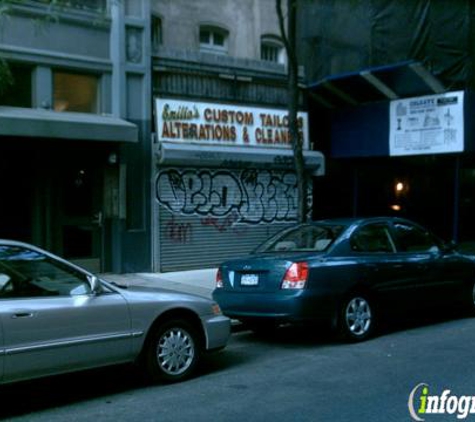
[199,26,229,54]
[53,71,99,113]
[0,62,32,108]
[151,15,163,50]
[261,35,285,64]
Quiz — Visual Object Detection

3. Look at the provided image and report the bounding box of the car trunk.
[220,252,316,293]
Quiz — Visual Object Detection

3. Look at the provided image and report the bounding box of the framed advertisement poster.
[389,91,464,156]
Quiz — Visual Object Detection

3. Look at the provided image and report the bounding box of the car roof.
[0,239,37,247]
[311,216,417,226]
[0,239,48,250]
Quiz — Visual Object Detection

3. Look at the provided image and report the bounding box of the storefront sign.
[389,91,464,156]
[155,98,309,150]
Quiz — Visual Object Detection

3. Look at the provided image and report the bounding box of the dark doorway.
[0,146,33,242]
[458,156,475,253]
[314,156,456,241]
[50,147,106,272]
[0,139,107,272]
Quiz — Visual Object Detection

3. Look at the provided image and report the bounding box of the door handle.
[91,211,103,227]
[11,312,34,319]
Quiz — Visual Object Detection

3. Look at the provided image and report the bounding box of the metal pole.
[453,156,460,242]
[353,165,358,217]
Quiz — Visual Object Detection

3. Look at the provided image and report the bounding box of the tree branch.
[276,0,298,69]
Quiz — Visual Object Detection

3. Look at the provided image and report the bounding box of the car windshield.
[255,223,347,253]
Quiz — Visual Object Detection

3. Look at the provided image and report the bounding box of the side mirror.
[87,275,103,295]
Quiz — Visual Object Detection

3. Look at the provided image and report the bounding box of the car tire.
[144,319,202,383]
[338,295,374,342]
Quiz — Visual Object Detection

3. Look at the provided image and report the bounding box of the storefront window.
[53,71,99,113]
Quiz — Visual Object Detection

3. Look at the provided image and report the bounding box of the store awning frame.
[156,142,325,176]
[0,106,138,142]
[309,61,446,109]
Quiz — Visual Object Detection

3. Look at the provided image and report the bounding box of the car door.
[390,221,459,308]
[0,244,132,383]
[349,222,428,313]
[0,299,4,383]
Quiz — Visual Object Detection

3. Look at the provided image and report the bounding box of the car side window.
[0,245,92,299]
[350,224,395,253]
[393,223,440,253]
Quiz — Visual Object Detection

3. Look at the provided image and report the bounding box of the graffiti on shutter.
[154,167,312,271]
[156,168,301,224]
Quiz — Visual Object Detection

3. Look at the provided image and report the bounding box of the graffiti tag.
[156,169,301,224]
[166,215,192,244]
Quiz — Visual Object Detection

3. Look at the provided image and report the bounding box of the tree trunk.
[277,0,307,223]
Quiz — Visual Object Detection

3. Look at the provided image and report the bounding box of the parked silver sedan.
[0,240,230,384]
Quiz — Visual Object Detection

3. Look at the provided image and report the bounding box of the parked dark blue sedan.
[213,217,475,341]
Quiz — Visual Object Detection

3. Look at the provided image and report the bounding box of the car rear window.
[256,224,346,253]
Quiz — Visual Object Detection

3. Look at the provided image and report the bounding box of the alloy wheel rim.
[157,328,195,376]
[345,297,372,336]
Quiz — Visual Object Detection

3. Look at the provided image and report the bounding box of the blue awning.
[308,61,445,108]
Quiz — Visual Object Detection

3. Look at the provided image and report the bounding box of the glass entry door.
[53,162,104,273]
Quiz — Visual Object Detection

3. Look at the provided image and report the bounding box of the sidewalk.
[99,268,217,299]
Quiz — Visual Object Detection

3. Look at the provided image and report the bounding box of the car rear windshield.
[255,224,347,253]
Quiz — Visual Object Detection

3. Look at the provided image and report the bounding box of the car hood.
[108,283,214,307]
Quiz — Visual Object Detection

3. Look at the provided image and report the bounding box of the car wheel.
[338,295,374,342]
[144,319,201,383]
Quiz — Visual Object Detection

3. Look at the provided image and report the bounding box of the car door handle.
[11,312,34,319]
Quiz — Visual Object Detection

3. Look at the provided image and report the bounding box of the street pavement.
[4,309,475,421]
[98,269,217,299]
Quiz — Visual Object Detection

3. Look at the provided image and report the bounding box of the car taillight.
[216,268,224,288]
[281,262,309,289]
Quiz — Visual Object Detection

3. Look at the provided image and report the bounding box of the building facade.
[0,0,151,273]
[0,0,324,273]
[298,0,475,249]
[150,0,323,271]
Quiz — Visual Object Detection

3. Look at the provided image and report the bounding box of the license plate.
[241,274,259,286]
